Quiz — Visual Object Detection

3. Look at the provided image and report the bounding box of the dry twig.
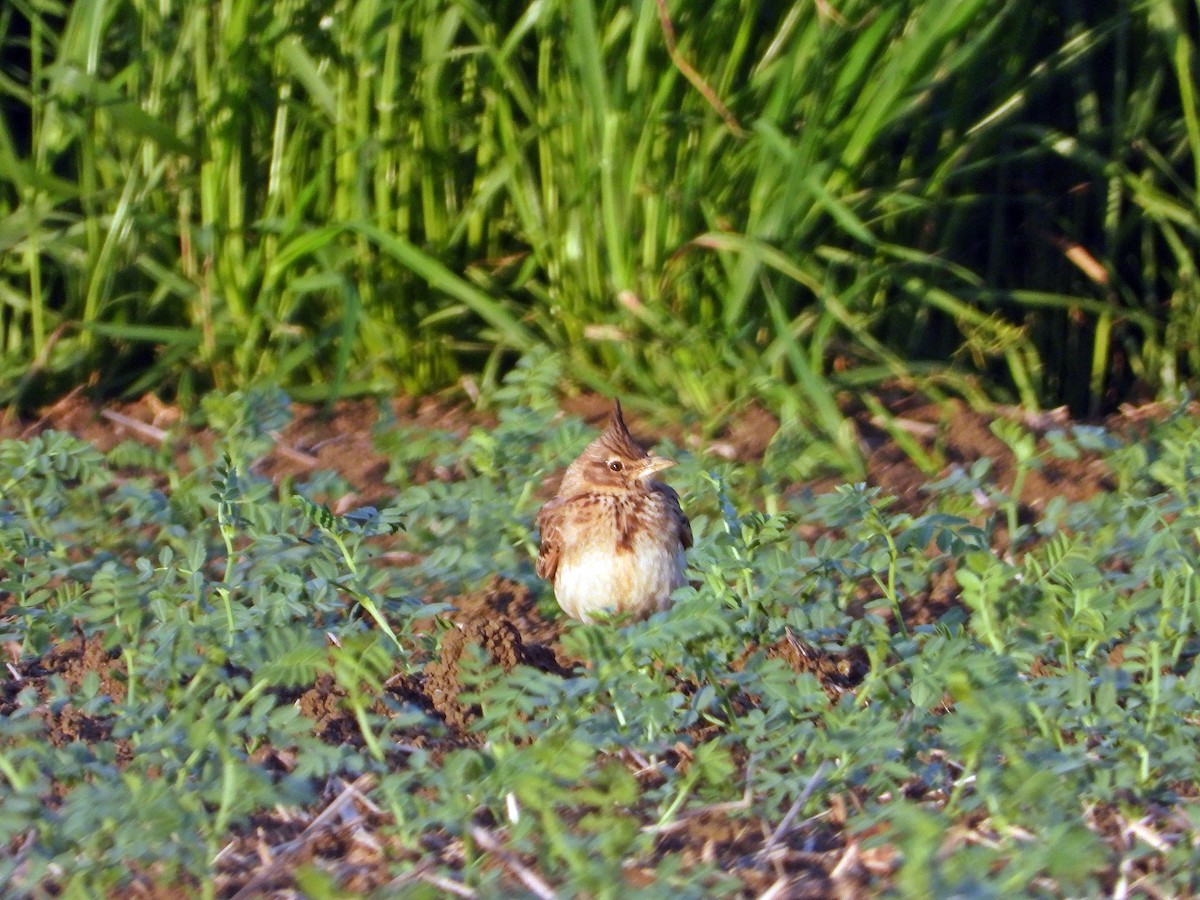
[100,408,169,445]
[468,825,558,900]
[760,761,831,858]
[654,0,745,136]
[226,774,376,900]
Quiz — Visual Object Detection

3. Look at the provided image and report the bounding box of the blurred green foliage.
[0,0,1197,439]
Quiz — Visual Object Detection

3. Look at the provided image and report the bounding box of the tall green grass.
[1,1,1197,451]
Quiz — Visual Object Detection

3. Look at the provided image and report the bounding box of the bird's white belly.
[554,541,686,623]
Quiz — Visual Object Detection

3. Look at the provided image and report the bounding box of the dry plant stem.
[386,859,475,897]
[99,409,168,444]
[226,774,375,900]
[867,414,940,438]
[654,0,745,136]
[14,383,86,436]
[760,761,831,857]
[416,870,477,898]
[266,430,319,467]
[642,758,755,835]
[829,841,859,881]
[757,876,792,900]
[468,825,558,900]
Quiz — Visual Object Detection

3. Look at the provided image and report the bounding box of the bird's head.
[559,399,675,496]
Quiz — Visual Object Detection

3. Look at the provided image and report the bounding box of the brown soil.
[1,635,131,762]
[0,388,1127,516]
[746,632,872,702]
[0,389,1172,896]
[0,390,483,508]
[421,611,571,733]
[851,396,1117,517]
[291,578,573,747]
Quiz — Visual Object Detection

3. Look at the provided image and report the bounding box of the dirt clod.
[757,633,869,701]
[424,614,573,732]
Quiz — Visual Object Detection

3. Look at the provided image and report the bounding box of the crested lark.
[536,400,692,623]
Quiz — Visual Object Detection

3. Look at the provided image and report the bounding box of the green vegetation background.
[2,0,1198,430]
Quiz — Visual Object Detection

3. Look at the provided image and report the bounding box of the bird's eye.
[608,460,623,472]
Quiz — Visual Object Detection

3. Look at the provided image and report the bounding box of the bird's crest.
[597,398,645,460]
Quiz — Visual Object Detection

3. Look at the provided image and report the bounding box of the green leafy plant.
[3,2,1197,449]
[291,494,406,653]
[3,395,1200,895]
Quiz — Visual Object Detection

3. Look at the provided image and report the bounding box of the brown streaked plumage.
[536,400,692,623]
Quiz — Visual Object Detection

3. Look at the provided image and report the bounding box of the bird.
[535,400,692,623]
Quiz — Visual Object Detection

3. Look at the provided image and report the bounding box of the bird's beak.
[635,456,676,480]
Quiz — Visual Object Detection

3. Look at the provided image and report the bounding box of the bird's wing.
[535,497,565,581]
[659,484,692,549]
